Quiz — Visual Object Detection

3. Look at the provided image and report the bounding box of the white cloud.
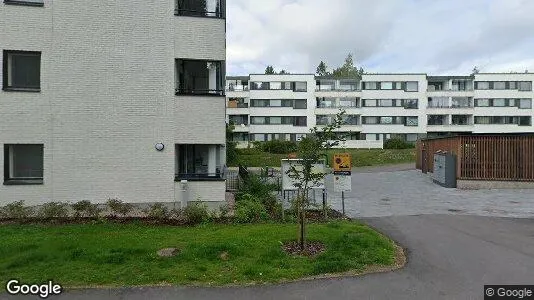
[227,0,534,75]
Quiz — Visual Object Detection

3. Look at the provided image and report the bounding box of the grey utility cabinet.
[432,152,457,188]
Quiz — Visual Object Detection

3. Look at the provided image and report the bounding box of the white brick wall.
[0,0,226,205]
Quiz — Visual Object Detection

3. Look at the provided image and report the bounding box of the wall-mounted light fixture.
[155,143,165,151]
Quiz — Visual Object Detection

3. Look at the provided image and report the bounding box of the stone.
[157,248,179,257]
[219,251,229,261]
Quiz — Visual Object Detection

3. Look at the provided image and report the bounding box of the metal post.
[322,188,327,219]
[341,191,345,216]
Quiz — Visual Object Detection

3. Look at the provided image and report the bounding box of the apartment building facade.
[226,73,534,147]
[0,0,227,206]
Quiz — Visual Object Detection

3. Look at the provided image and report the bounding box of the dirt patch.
[282,241,326,257]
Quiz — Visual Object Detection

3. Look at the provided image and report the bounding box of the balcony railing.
[175,9,224,18]
[427,88,474,92]
[175,172,224,181]
[175,88,225,96]
[227,102,249,108]
[427,104,473,109]
[317,103,359,108]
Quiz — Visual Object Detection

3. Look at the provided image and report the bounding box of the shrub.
[71,200,101,218]
[234,194,269,223]
[39,202,69,218]
[256,140,298,154]
[143,203,169,219]
[237,174,278,214]
[0,201,34,220]
[384,138,414,149]
[218,204,230,218]
[106,198,133,217]
[183,202,209,225]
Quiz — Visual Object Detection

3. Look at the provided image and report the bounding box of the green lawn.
[231,148,415,168]
[0,221,396,287]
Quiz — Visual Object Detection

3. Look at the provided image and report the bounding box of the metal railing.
[175,9,223,18]
[175,88,225,96]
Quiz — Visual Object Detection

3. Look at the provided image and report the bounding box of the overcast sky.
[226,0,534,76]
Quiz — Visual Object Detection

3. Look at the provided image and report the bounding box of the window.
[176,144,222,180]
[519,116,532,126]
[427,115,445,125]
[380,116,393,124]
[338,79,358,91]
[339,97,358,107]
[250,81,269,90]
[493,81,506,90]
[452,115,469,125]
[4,144,43,184]
[175,59,224,95]
[493,98,506,107]
[342,115,359,125]
[4,0,44,6]
[269,117,282,124]
[405,116,418,126]
[363,99,377,107]
[250,117,266,124]
[317,97,335,108]
[403,99,418,109]
[379,99,393,107]
[518,81,532,91]
[475,99,490,107]
[509,81,517,90]
[428,97,448,108]
[270,99,282,107]
[362,117,378,124]
[405,81,418,92]
[451,97,471,108]
[381,82,393,90]
[294,99,307,109]
[475,81,490,90]
[294,116,307,126]
[519,99,532,109]
[175,0,224,18]
[270,82,282,90]
[363,81,378,90]
[293,82,307,92]
[3,50,41,91]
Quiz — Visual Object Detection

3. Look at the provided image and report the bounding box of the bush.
[234,194,269,223]
[71,200,101,218]
[384,138,414,149]
[106,198,133,217]
[183,202,209,225]
[256,140,298,154]
[0,201,34,220]
[39,202,69,218]
[143,203,170,219]
[236,174,278,215]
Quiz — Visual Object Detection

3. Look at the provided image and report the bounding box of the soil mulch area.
[0,217,205,226]
[282,240,326,257]
[306,209,346,222]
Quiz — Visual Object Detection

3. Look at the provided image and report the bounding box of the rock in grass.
[157,248,179,257]
[219,251,229,261]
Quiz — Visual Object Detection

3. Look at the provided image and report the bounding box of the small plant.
[39,202,69,218]
[183,202,209,225]
[106,198,133,217]
[234,194,269,223]
[0,200,34,220]
[143,203,170,219]
[218,204,231,218]
[384,138,414,149]
[71,200,101,218]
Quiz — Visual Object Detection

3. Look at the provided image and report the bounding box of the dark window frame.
[175,58,225,96]
[175,144,224,181]
[2,50,41,92]
[3,144,44,185]
[175,0,225,18]
[3,0,44,7]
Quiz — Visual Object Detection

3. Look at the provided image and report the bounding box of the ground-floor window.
[175,144,222,180]
[3,144,44,184]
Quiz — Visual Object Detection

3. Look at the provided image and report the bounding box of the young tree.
[332,53,364,79]
[316,61,330,76]
[265,65,275,74]
[278,69,290,74]
[286,110,346,251]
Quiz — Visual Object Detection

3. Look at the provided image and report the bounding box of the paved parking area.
[328,164,534,219]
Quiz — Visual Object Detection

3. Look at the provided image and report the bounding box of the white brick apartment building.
[0,0,227,206]
[226,73,534,147]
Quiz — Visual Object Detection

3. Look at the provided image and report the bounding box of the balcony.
[316,79,360,91]
[175,59,224,96]
[227,100,249,108]
[175,0,225,18]
[227,85,249,92]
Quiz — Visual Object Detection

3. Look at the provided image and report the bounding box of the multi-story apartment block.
[227,73,534,147]
[0,0,227,207]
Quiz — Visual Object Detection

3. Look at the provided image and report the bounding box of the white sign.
[281,159,325,191]
[333,174,352,192]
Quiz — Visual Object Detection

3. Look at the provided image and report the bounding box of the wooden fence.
[416,135,534,181]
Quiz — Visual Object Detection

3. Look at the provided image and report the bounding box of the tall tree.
[316,61,330,76]
[332,53,364,79]
[264,65,275,74]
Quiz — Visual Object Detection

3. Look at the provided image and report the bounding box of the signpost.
[333,153,352,216]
